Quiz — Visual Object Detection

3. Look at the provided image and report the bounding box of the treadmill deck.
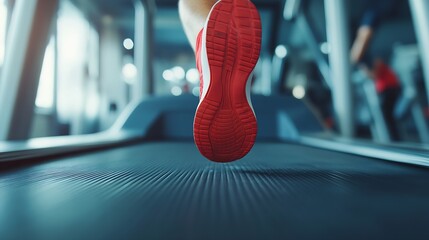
[1,142,429,240]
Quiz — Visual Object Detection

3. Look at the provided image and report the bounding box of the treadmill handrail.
[300,136,429,168]
[0,130,142,164]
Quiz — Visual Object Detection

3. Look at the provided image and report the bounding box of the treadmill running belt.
[1,142,428,240]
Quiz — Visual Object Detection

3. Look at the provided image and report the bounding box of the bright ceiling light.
[320,42,330,54]
[275,45,288,59]
[163,69,175,81]
[192,87,200,96]
[122,63,137,81]
[171,86,183,96]
[123,38,134,50]
[186,68,200,84]
[292,85,306,99]
[172,66,185,80]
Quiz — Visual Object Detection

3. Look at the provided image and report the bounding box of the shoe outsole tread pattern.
[194,0,261,162]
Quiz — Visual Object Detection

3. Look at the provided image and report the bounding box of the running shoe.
[194,0,261,162]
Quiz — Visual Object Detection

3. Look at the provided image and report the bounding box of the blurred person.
[373,59,401,141]
[350,0,398,64]
[179,0,261,162]
[351,0,402,141]
[363,58,402,141]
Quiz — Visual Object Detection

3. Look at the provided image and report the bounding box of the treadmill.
[1,94,429,240]
[1,0,429,239]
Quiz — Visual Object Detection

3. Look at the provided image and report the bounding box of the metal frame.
[324,0,354,138]
[409,0,429,104]
[0,0,58,140]
[283,0,331,88]
[133,0,155,102]
[295,14,332,88]
[283,0,302,21]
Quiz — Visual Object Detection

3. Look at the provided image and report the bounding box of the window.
[36,37,55,109]
[33,0,101,136]
[0,0,8,67]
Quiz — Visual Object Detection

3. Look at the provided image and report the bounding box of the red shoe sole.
[194,0,261,162]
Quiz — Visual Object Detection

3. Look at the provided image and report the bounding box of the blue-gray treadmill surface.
[1,142,429,240]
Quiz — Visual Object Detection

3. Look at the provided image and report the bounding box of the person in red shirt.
[350,0,403,141]
[371,58,402,140]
